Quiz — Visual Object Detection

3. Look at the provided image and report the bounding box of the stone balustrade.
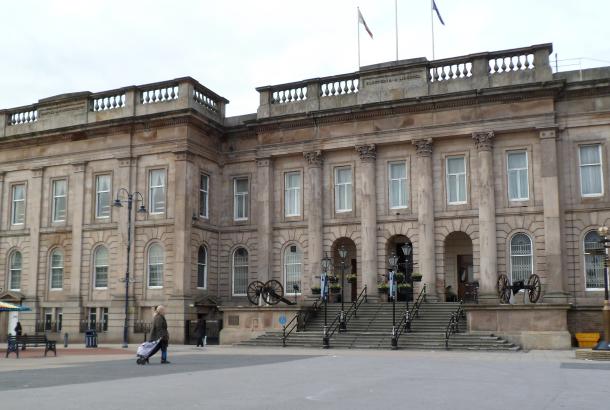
[257,43,553,119]
[0,77,228,138]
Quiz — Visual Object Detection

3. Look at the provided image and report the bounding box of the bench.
[6,335,57,358]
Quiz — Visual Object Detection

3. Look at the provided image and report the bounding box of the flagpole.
[395,0,398,60]
[357,7,361,68]
[431,0,435,60]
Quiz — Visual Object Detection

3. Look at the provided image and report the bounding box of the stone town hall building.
[0,43,609,348]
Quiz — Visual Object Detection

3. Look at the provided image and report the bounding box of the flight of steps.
[238,302,520,351]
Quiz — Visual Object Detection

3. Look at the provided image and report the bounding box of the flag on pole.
[432,0,445,25]
[358,8,374,38]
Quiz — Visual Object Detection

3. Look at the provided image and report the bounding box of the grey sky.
[1,0,609,116]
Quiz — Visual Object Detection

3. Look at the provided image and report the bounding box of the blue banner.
[321,272,329,301]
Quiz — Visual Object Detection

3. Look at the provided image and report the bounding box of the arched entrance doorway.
[386,235,413,301]
[0,291,24,342]
[331,238,357,302]
[444,232,473,301]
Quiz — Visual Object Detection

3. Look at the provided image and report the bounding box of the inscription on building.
[363,71,421,87]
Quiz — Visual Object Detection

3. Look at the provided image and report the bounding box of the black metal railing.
[392,284,426,349]
[444,300,466,350]
[35,321,61,333]
[134,321,152,333]
[79,321,107,333]
[282,297,322,347]
[324,285,367,346]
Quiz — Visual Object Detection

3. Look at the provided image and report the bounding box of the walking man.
[150,305,170,364]
[194,317,205,347]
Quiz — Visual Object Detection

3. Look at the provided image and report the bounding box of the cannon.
[246,279,297,306]
[496,273,541,304]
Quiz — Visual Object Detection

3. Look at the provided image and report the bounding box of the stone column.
[27,168,44,305]
[69,162,86,300]
[473,132,498,303]
[355,144,378,299]
[304,151,323,292]
[256,157,273,283]
[173,151,190,297]
[0,172,4,230]
[413,139,437,301]
[540,129,567,302]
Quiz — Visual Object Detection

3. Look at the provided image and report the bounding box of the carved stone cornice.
[303,150,323,167]
[355,144,376,162]
[412,138,433,157]
[539,129,557,140]
[472,131,494,151]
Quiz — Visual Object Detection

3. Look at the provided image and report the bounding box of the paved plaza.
[1,346,609,409]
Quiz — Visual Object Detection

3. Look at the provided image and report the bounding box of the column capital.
[72,162,86,173]
[303,150,323,167]
[31,168,44,178]
[256,157,272,168]
[118,157,136,168]
[539,129,557,140]
[412,138,433,157]
[472,131,494,151]
[0,171,5,182]
[355,144,376,162]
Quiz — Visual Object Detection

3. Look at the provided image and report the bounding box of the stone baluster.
[256,157,273,283]
[304,151,324,292]
[355,144,378,299]
[540,129,567,302]
[472,132,498,303]
[413,139,437,301]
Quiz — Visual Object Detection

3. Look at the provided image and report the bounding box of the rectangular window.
[446,156,467,204]
[11,184,25,225]
[56,308,63,332]
[234,178,249,221]
[507,151,529,201]
[199,174,209,218]
[52,179,67,222]
[44,308,53,331]
[388,161,408,209]
[284,171,301,217]
[579,144,604,197]
[95,174,111,219]
[88,307,97,330]
[149,169,166,214]
[102,307,109,332]
[335,167,353,212]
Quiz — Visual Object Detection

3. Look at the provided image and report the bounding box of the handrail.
[444,300,466,350]
[392,284,426,349]
[324,285,368,345]
[282,297,321,347]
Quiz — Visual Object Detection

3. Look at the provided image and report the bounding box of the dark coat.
[150,314,169,343]
[194,320,205,338]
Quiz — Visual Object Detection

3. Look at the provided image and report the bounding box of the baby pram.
[136,338,162,365]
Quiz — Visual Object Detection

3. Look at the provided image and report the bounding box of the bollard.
[64,333,69,348]
[203,336,207,347]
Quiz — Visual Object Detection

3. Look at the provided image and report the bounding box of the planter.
[330,286,341,294]
[411,275,422,283]
[311,288,321,295]
[575,332,600,348]
[378,286,389,294]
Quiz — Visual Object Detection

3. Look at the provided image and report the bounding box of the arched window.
[50,249,64,290]
[510,233,533,282]
[284,244,302,295]
[584,231,605,289]
[232,248,248,296]
[197,246,207,289]
[147,244,164,288]
[9,251,22,291]
[94,246,109,289]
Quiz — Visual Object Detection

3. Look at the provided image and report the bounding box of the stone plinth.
[466,304,572,350]
[219,306,302,345]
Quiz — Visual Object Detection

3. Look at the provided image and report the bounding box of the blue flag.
[432,0,445,25]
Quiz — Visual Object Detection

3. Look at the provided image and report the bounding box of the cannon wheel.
[527,274,541,303]
[263,279,284,305]
[497,274,511,304]
[247,281,265,305]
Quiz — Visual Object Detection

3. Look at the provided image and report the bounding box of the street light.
[114,188,147,348]
[402,243,413,333]
[338,245,348,332]
[595,225,610,351]
[321,252,332,348]
[389,251,399,349]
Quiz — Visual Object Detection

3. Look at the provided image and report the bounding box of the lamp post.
[389,252,399,349]
[338,245,348,332]
[113,188,147,348]
[595,226,610,351]
[401,243,413,333]
[321,252,332,348]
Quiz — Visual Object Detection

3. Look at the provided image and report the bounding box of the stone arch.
[443,231,473,301]
[331,237,358,302]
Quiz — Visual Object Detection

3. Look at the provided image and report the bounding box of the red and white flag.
[358,8,373,39]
